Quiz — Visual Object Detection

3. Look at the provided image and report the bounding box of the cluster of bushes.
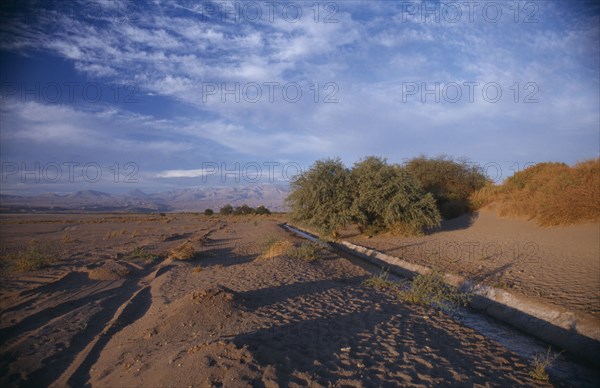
[470,158,600,226]
[218,204,271,215]
[288,155,598,235]
[287,156,484,236]
[287,157,432,236]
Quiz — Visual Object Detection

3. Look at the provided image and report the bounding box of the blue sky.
[1,0,598,194]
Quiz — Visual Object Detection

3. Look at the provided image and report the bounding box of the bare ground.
[344,209,600,318]
[0,213,596,386]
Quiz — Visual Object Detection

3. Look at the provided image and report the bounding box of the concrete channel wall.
[283,224,600,366]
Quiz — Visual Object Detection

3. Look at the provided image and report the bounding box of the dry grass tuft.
[260,238,293,259]
[529,347,563,381]
[167,241,197,260]
[471,159,600,226]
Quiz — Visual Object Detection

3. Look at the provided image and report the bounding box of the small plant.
[362,269,397,290]
[12,240,63,272]
[104,230,118,240]
[125,246,159,263]
[260,236,293,259]
[529,347,563,381]
[62,234,74,243]
[288,241,322,262]
[362,269,396,290]
[398,269,470,312]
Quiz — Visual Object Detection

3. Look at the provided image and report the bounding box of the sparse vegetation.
[398,269,470,312]
[529,347,563,381]
[125,246,159,263]
[7,240,63,272]
[470,159,600,226]
[288,241,323,262]
[406,155,488,219]
[204,208,214,216]
[362,269,396,290]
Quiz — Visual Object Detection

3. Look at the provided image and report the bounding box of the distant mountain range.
[0,185,290,213]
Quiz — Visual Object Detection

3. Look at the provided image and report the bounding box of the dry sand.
[345,209,600,318]
[0,213,597,386]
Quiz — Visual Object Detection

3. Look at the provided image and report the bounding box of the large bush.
[406,155,488,219]
[351,156,441,235]
[286,157,441,236]
[286,158,354,236]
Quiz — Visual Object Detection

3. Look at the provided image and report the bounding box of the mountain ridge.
[0,185,290,213]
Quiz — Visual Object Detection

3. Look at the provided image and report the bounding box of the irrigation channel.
[281,223,600,386]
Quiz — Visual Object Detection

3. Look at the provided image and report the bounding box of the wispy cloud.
[0,0,598,193]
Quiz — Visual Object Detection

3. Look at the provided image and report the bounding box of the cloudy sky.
[1,0,598,194]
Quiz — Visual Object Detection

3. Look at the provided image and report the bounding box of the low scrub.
[398,269,470,312]
[471,159,600,226]
[288,241,323,262]
[6,240,63,272]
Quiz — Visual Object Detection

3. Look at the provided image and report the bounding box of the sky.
[0,0,598,194]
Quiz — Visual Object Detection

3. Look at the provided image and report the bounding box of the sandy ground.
[0,213,597,386]
[344,209,600,318]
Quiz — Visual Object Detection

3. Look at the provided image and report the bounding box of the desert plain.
[0,211,599,387]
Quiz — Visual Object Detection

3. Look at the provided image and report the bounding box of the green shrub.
[286,157,441,237]
[398,269,470,312]
[406,155,488,219]
[350,156,441,235]
[204,208,214,216]
[286,158,354,236]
